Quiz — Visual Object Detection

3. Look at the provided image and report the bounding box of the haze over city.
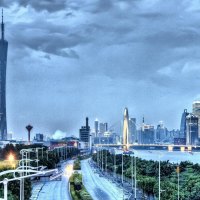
[1,0,200,138]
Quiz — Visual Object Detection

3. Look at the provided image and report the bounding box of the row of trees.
[92,150,200,200]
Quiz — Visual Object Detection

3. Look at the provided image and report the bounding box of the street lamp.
[121,151,123,185]
[158,152,163,200]
[105,148,107,173]
[177,163,180,200]
[102,148,104,171]
[132,150,138,200]
[35,147,44,168]
[159,155,161,200]
[121,151,124,200]
[114,149,116,179]
[130,154,134,194]
[46,150,51,161]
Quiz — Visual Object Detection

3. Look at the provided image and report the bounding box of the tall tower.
[180,109,189,140]
[123,108,129,151]
[0,9,7,140]
[94,119,98,137]
[192,101,200,138]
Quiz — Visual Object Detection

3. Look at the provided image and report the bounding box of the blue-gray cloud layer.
[0,0,200,138]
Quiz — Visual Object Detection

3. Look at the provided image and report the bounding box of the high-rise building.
[0,10,7,140]
[99,123,108,135]
[79,117,90,143]
[129,118,137,143]
[35,133,44,142]
[94,119,98,137]
[192,101,200,137]
[104,123,108,132]
[186,113,199,145]
[180,109,189,139]
[156,121,167,142]
[140,124,155,144]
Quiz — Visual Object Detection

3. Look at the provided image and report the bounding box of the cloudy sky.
[0,0,200,138]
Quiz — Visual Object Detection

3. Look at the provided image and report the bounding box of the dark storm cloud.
[0,0,66,12]
[2,0,200,137]
[92,0,113,13]
[19,0,66,12]
[9,20,88,58]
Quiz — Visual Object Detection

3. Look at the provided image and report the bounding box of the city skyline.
[0,1,200,200]
[1,1,200,138]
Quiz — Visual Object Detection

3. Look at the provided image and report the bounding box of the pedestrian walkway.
[30,182,44,200]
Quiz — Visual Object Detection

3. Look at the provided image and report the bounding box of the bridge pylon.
[123,108,129,151]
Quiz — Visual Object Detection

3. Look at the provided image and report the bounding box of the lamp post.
[121,152,123,185]
[133,150,138,200]
[158,152,163,200]
[97,148,99,168]
[121,151,124,200]
[46,150,49,161]
[177,164,180,200]
[3,178,8,200]
[114,150,116,179]
[35,147,44,168]
[65,146,67,160]
[130,154,134,194]
[99,148,101,170]
[159,156,161,200]
[105,148,107,173]
[102,148,104,171]
[35,149,39,170]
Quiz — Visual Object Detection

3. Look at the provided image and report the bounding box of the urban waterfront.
[1,0,200,200]
[125,150,200,164]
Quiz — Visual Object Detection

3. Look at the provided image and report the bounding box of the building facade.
[35,133,44,142]
[192,101,200,138]
[186,114,199,145]
[129,118,137,143]
[79,117,90,144]
[0,11,7,140]
[94,119,98,137]
[156,121,167,142]
[180,109,189,139]
[99,122,108,135]
[140,124,155,144]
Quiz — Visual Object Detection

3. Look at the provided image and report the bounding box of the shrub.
[69,172,92,200]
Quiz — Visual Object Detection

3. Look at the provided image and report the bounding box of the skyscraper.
[140,122,155,144]
[0,10,7,140]
[192,101,200,137]
[79,117,90,144]
[180,109,189,139]
[94,119,98,137]
[129,118,137,143]
[186,114,199,145]
[156,121,167,142]
[99,122,108,135]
